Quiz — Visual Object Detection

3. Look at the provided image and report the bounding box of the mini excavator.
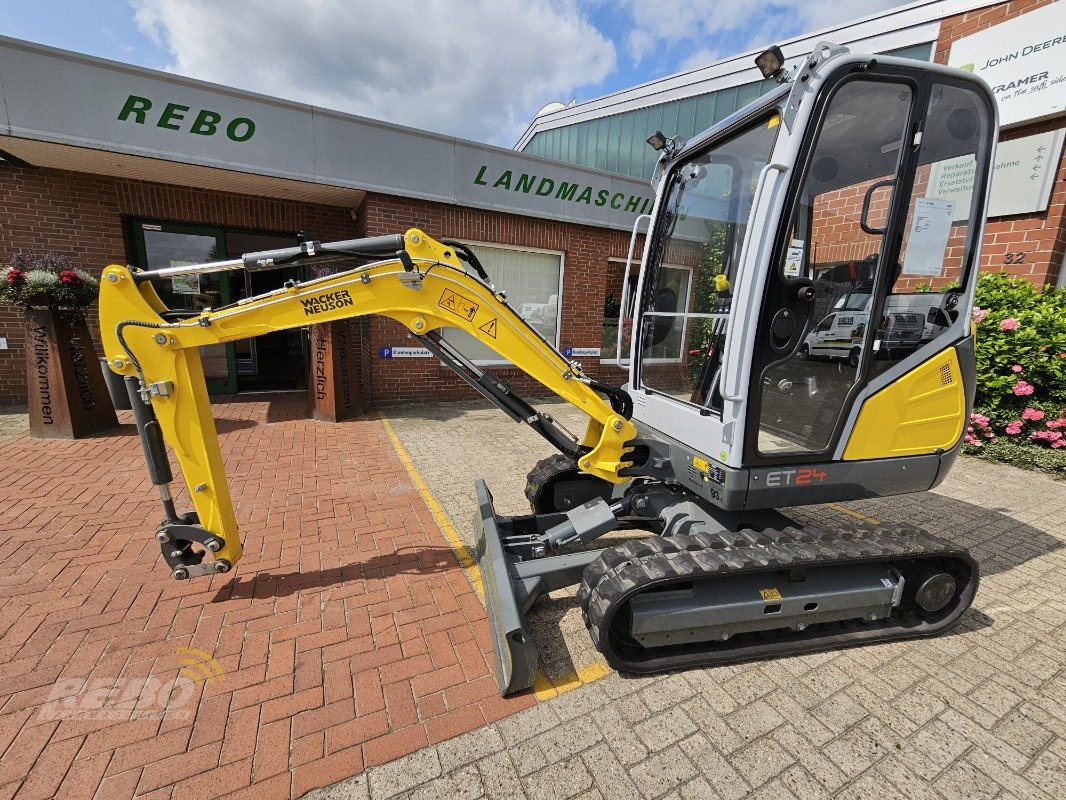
[100,44,997,695]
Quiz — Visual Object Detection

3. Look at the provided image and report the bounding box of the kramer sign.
[948,3,1066,126]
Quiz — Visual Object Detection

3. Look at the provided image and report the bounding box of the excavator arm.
[99,229,636,579]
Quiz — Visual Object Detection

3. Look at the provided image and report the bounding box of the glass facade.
[521,43,933,180]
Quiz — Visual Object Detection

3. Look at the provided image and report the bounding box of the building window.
[441,242,563,364]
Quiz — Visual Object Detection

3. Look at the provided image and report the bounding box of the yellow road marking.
[825,502,881,525]
[533,662,611,701]
[379,414,484,600]
[378,413,613,700]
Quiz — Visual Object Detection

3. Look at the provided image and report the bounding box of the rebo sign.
[117,94,256,142]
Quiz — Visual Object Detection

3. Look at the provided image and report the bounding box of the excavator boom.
[99,229,636,578]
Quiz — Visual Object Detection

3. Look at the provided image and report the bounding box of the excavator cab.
[99,43,996,697]
[622,46,995,507]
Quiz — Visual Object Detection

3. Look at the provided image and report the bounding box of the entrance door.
[132,222,306,394]
[135,222,237,393]
[225,232,308,391]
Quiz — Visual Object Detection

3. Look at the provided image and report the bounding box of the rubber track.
[524,454,577,511]
[577,523,978,673]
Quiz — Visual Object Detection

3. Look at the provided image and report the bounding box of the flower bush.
[1,253,99,309]
[966,272,1066,476]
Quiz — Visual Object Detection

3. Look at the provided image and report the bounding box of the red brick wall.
[0,164,635,407]
[800,0,1066,290]
[357,192,634,404]
[0,163,354,403]
[934,0,1066,285]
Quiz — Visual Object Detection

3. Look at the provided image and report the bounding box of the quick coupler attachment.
[156,511,230,580]
[474,480,539,696]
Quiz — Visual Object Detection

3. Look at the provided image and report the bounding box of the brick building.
[0,37,649,406]
[2,0,1064,412]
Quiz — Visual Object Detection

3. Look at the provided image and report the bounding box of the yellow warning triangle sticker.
[478,317,498,338]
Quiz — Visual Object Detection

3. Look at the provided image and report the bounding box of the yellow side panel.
[843,348,966,460]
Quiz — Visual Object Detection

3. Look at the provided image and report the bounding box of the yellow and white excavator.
[99,44,997,695]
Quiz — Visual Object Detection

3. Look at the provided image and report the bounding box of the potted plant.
[2,253,118,438]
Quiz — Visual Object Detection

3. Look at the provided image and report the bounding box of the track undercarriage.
[477,458,978,696]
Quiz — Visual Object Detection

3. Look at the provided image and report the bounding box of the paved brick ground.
[0,396,533,800]
[322,399,1066,800]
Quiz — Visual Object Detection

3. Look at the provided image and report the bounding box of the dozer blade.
[474,480,539,696]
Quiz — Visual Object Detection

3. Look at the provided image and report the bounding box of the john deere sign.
[949,3,1066,126]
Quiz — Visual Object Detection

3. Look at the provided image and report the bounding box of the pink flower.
[1012,380,1035,396]
[1053,439,1065,449]
[970,413,990,427]
[1004,421,1023,435]
[1022,407,1045,421]
[999,318,1019,331]
[1046,418,1066,430]
[1011,364,1023,373]
[972,307,988,323]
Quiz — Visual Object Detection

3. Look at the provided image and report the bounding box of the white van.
[802,301,924,367]
[802,312,867,365]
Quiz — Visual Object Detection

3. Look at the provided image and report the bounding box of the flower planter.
[25,308,119,438]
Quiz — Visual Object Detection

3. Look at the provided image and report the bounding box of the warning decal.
[438,288,479,322]
[759,588,783,601]
[478,317,498,338]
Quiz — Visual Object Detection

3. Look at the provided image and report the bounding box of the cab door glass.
[757,80,913,456]
[873,82,992,376]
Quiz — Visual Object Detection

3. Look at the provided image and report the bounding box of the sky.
[0,0,911,146]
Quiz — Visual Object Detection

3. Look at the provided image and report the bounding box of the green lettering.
[157,102,189,131]
[536,178,555,196]
[190,109,222,136]
[610,192,624,209]
[576,186,593,204]
[474,165,489,185]
[226,118,255,142]
[640,198,652,214]
[492,170,512,189]
[595,189,609,207]
[624,196,641,212]
[515,174,536,193]
[117,95,152,124]
[555,182,577,201]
